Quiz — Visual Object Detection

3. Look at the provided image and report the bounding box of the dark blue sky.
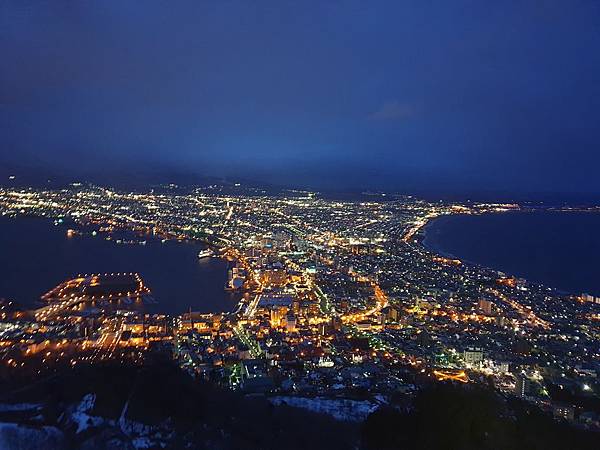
[1,1,599,196]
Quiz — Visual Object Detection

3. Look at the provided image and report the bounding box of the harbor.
[0,216,240,314]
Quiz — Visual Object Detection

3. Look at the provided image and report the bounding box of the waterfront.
[423,211,600,296]
[2,184,600,440]
[0,216,237,314]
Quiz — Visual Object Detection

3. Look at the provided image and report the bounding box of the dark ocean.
[423,211,600,296]
[0,216,238,313]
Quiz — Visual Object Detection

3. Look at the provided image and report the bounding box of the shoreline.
[0,215,239,315]
[416,210,600,297]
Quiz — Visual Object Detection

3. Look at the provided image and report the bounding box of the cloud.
[369,100,416,121]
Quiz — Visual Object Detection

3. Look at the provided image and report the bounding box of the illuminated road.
[342,282,388,323]
[402,213,437,243]
[488,288,550,329]
[87,317,126,363]
[233,324,262,357]
[243,294,262,318]
[433,369,469,383]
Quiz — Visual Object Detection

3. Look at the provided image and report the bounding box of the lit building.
[463,348,484,367]
[285,312,297,332]
[515,376,531,398]
[478,299,493,315]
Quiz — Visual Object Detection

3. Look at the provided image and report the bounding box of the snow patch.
[77,394,96,414]
[69,394,106,433]
[0,423,64,450]
[269,396,378,422]
[132,436,155,449]
[0,403,42,413]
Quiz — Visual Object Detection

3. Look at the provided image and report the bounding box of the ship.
[198,248,215,259]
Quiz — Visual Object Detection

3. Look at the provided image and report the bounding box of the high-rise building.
[285,313,297,332]
[270,307,286,328]
[463,348,484,367]
[478,299,493,315]
[515,376,531,397]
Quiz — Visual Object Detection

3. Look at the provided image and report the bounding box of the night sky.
[1,1,599,196]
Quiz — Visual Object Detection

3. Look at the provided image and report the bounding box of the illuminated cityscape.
[0,183,599,447]
[2,1,600,448]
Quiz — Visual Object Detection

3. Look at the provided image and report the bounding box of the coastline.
[417,210,600,297]
[0,215,238,314]
[419,214,464,260]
